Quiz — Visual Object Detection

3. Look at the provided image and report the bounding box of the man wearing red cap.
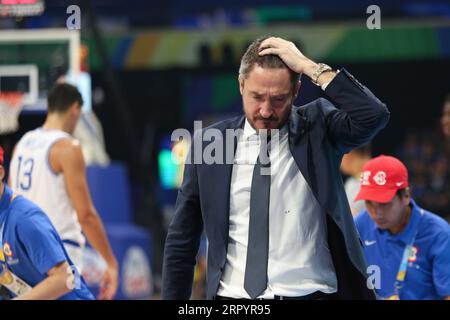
[354,155,450,300]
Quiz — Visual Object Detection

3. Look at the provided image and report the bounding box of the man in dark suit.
[162,36,390,300]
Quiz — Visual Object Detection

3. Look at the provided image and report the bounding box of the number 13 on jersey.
[15,156,34,191]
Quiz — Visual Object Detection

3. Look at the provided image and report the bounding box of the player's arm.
[50,139,118,300]
[14,261,72,300]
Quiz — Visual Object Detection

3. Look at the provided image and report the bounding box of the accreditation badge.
[0,261,14,285]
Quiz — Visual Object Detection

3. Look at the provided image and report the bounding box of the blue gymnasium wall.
[85,162,154,299]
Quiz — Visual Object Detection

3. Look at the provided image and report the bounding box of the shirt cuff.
[321,69,340,91]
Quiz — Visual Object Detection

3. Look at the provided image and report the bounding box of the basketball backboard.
[0,28,80,112]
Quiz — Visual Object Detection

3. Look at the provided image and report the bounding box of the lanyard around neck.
[393,209,423,298]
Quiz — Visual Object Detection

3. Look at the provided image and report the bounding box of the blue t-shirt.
[0,185,94,300]
[355,199,450,300]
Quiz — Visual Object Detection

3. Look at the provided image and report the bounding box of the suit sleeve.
[162,143,204,300]
[321,68,390,154]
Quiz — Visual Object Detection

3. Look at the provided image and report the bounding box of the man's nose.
[260,101,273,119]
[374,207,384,218]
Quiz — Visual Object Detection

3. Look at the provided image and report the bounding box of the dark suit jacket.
[162,69,390,300]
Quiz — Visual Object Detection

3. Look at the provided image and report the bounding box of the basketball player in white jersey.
[9,83,118,300]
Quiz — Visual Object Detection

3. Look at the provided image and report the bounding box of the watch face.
[313,63,331,85]
[319,63,331,71]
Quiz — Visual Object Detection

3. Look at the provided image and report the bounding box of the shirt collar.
[385,199,423,245]
[243,119,258,141]
[243,119,289,141]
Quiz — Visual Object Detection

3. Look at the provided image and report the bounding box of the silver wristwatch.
[312,63,332,86]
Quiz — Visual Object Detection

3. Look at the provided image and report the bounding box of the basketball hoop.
[0,92,24,134]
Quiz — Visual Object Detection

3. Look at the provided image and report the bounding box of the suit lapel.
[288,108,337,224]
[288,112,315,193]
[208,116,245,250]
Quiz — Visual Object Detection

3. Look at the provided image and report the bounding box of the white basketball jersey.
[9,128,86,247]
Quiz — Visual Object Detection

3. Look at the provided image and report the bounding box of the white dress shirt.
[217,119,338,299]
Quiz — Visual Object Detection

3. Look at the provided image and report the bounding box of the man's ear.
[70,102,81,115]
[0,166,5,181]
[402,187,411,206]
[238,75,245,95]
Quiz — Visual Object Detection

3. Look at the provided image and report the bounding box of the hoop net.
[0,92,24,134]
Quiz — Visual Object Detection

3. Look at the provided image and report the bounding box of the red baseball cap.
[354,155,409,203]
[0,145,3,165]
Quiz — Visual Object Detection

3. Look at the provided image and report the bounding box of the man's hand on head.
[259,37,336,87]
[258,37,313,74]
